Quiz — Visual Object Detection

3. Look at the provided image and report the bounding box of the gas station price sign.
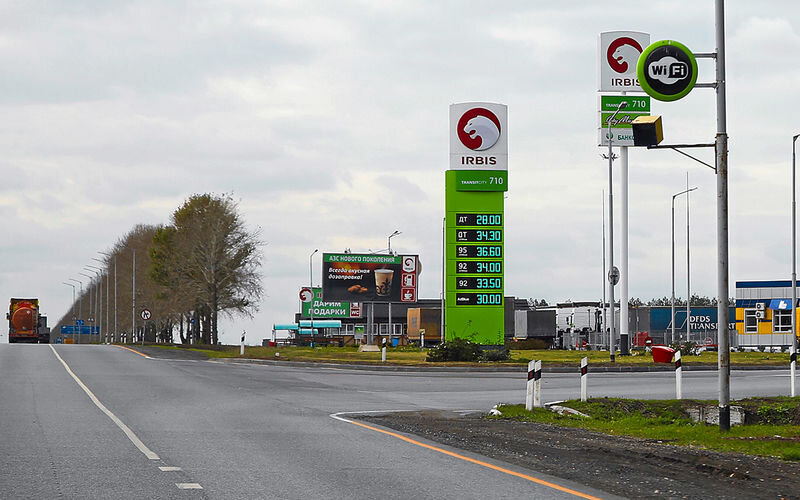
[455,244,502,258]
[455,213,502,226]
[445,174,505,344]
[455,261,502,274]
[455,293,503,306]
[455,277,503,290]
[455,229,502,242]
[446,102,507,346]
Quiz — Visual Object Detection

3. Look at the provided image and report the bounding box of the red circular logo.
[606,37,643,74]
[457,108,501,151]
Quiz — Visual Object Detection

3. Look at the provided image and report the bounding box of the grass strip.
[490,398,800,461]
[150,344,795,367]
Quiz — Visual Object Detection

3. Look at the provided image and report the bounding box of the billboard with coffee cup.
[322,253,419,302]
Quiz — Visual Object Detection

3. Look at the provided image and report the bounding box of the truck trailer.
[7,298,50,343]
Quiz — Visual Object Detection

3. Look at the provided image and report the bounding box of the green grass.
[491,399,800,461]
[149,344,795,367]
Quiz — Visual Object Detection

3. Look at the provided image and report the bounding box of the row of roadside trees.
[55,193,263,345]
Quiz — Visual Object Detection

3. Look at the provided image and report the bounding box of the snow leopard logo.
[457,108,501,151]
[607,36,644,74]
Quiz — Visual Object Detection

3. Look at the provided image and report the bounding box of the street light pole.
[79,272,94,322]
[388,230,401,255]
[62,282,76,341]
[132,248,136,344]
[714,0,731,432]
[86,265,103,342]
[792,134,799,397]
[309,249,318,347]
[602,191,607,349]
[387,231,401,339]
[672,186,698,344]
[606,100,627,362]
[94,257,110,343]
[69,278,82,344]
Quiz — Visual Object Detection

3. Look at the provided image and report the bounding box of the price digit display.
[455,213,503,226]
[455,293,503,306]
[455,245,503,258]
[455,230,502,242]
[455,261,503,274]
[456,277,503,290]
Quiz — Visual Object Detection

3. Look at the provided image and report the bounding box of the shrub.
[481,348,511,362]
[426,338,482,362]
[506,338,549,350]
[670,341,700,356]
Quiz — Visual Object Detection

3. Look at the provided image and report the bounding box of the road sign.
[299,287,314,303]
[608,266,620,286]
[140,308,152,321]
[75,319,85,326]
[637,40,698,102]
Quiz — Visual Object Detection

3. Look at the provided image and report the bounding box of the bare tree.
[150,193,263,344]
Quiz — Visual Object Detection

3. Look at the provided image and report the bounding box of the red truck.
[7,298,50,344]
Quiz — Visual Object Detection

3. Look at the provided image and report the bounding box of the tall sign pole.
[714,0,731,431]
[598,31,650,356]
[445,102,507,345]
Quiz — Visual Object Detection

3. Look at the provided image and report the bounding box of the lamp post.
[388,230,401,255]
[68,278,82,344]
[605,100,627,362]
[792,134,799,397]
[309,248,318,347]
[93,257,110,343]
[86,265,103,342]
[99,252,117,343]
[79,272,95,321]
[62,282,76,342]
[671,185,698,344]
[387,230,401,339]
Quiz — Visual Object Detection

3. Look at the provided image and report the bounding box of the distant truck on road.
[7,298,50,343]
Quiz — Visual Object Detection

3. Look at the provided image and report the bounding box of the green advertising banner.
[321,253,419,303]
[300,288,361,319]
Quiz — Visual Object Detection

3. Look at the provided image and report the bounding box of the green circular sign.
[637,40,698,102]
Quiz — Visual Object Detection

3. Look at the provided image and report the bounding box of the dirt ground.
[360,410,800,500]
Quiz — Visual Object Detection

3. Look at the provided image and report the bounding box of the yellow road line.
[113,345,151,358]
[339,415,602,500]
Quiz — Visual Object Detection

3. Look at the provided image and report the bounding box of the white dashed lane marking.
[176,483,203,489]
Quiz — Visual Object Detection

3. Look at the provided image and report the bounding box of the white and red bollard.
[580,356,588,402]
[675,350,682,399]
[526,360,542,410]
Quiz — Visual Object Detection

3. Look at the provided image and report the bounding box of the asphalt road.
[1,344,796,499]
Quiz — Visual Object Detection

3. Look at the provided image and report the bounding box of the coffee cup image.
[374,269,394,296]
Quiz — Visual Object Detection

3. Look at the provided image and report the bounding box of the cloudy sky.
[2,1,799,344]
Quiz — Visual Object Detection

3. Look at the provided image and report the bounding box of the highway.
[1,344,795,499]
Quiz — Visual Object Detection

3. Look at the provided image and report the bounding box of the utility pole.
[714,0,731,431]
[132,249,136,344]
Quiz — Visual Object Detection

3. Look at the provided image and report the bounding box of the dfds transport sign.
[449,102,507,171]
